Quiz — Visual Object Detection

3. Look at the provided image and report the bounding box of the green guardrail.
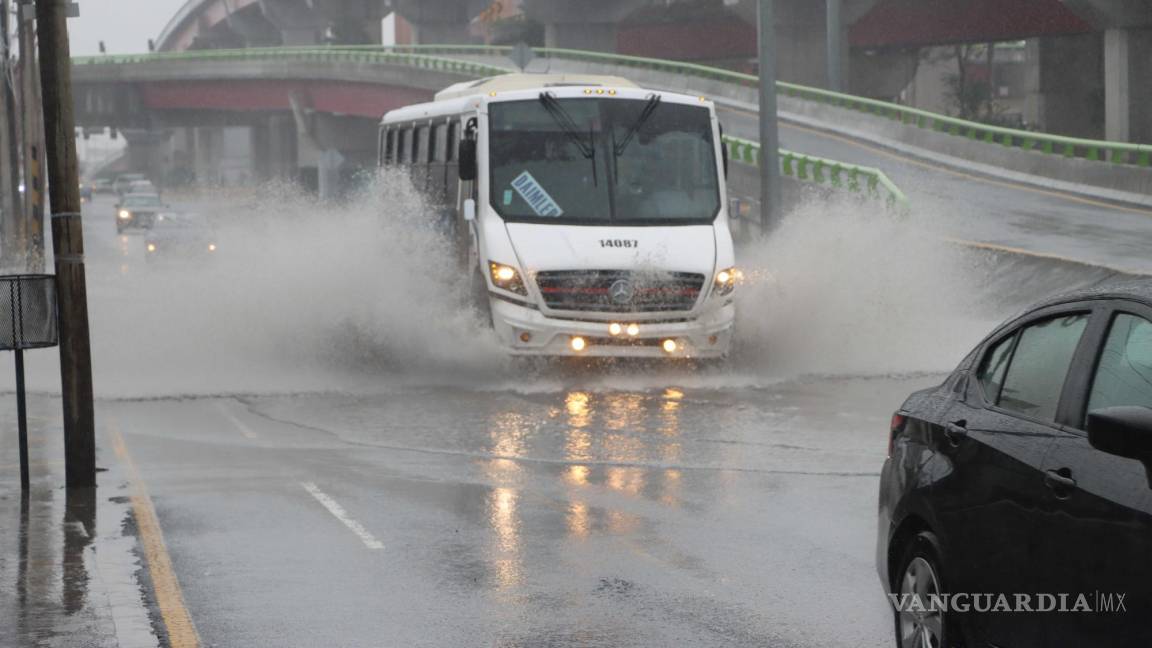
[75,44,1152,168]
[72,47,513,79]
[72,46,909,207]
[346,44,1152,169]
[724,136,908,208]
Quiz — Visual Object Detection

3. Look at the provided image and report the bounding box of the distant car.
[878,283,1152,648]
[90,178,113,194]
[79,181,93,202]
[113,173,147,196]
[128,179,158,196]
[144,212,217,261]
[115,193,165,233]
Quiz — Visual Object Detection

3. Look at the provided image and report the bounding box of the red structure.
[850,0,1094,49]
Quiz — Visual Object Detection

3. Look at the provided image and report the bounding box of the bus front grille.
[534,270,705,313]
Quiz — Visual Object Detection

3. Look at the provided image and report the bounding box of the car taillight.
[888,413,906,457]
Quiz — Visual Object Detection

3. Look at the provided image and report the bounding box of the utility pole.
[0,0,24,268]
[19,1,43,271]
[35,0,95,488]
[825,0,842,93]
[757,0,781,233]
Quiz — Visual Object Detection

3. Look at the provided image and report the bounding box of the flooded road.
[101,374,928,647]
[0,187,1107,646]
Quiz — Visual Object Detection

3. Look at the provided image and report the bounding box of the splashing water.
[8,181,1026,398]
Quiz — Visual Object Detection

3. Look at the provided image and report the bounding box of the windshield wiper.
[538,92,597,186]
[613,94,661,157]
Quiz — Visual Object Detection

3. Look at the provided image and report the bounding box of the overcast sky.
[69,0,186,56]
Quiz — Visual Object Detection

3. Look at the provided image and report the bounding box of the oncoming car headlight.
[118,210,132,220]
[489,261,527,296]
[714,267,741,297]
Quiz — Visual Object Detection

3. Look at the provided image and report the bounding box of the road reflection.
[477,387,690,582]
[8,487,96,642]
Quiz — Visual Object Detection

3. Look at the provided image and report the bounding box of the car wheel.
[893,531,951,648]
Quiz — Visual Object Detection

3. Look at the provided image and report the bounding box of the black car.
[115,193,165,233]
[878,283,1152,648]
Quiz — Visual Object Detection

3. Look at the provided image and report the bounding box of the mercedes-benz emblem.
[609,279,635,305]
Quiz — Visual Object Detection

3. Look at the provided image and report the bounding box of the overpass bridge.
[152,0,1152,143]
[72,45,1152,273]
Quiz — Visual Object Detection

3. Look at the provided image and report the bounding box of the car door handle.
[1044,469,1077,492]
[944,421,968,444]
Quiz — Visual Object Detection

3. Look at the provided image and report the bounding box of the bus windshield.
[489,97,720,225]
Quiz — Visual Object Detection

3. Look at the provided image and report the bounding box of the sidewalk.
[0,394,160,648]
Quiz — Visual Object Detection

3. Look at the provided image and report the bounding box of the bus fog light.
[662,339,679,354]
[709,335,718,346]
[626,323,640,337]
[519,331,532,343]
[608,323,623,336]
[570,336,587,352]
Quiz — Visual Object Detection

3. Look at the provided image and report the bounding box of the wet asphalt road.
[104,374,928,648]
[5,112,1141,646]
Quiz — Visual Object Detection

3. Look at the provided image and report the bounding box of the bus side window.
[385,130,397,165]
[447,122,459,162]
[398,128,411,165]
[378,129,387,167]
[433,123,449,206]
[446,121,460,203]
[415,125,431,192]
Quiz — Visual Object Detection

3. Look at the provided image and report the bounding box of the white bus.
[379,74,738,358]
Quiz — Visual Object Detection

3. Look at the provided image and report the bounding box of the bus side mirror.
[463,198,477,222]
[459,139,478,181]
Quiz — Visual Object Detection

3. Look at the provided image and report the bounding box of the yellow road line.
[722,106,1152,217]
[110,423,201,648]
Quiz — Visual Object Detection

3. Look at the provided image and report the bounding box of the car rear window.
[997,313,1089,422]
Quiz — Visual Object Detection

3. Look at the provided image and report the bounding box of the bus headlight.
[118,210,132,220]
[714,267,741,297]
[489,261,527,296]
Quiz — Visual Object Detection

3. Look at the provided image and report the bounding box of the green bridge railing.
[725,136,908,208]
[359,44,1152,169]
[73,46,908,207]
[75,44,1152,168]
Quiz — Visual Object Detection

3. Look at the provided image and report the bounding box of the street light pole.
[20,1,45,272]
[757,0,781,233]
[35,0,95,489]
[826,0,842,93]
[0,0,24,266]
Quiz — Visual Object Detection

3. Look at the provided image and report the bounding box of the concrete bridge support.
[394,0,487,44]
[1104,27,1152,142]
[524,0,647,51]
[251,116,300,184]
[123,131,174,185]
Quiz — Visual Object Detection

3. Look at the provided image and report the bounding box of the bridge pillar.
[123,130,173,186]
[524,0,647,51]
[251,115,299,183]
[394,0,487,45]
[1104,27,1152,142]
[1026,34,1105,139]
